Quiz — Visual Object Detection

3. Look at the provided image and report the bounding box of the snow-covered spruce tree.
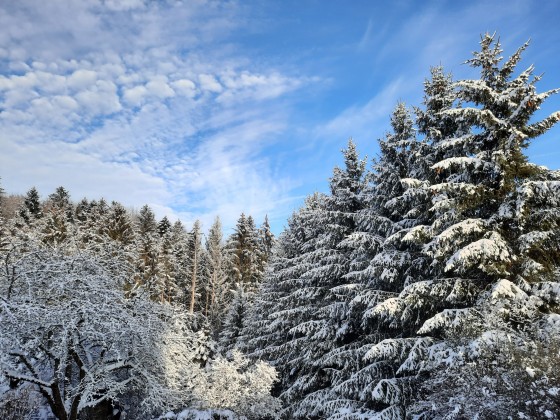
[204,217,231,332]
[0,180,7,252]
[360,103,430,296]
[77,200,138,289]
[169,220,191,308]
[38,187,76,246]
[157,221,180,304]
[47,186,74,222]
[328,104,431,419]
[104,201,136,246]
[72,199,107,255]
[18,186,43,224]
[187,220,207,313]
[158,216,172,237]
[240,193,328,393]
[271,140,367,418]
[228,213,264,292]
[135,204,161,297]
[415,66,467,161]
[361,34,560,418]
[259,215,275,265]
[0,179,4,217]
[219,284,252,354]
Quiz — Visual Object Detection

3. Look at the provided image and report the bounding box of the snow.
[402,225,431,244]
[490,279,527,302]
[445,232,512,274]
[548,388,559,397]
[431,156,494,172]
[417,308,471,335]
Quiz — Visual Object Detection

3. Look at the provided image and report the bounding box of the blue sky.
[1,0,559,234]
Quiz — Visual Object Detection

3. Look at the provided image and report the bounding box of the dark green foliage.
[20,187,43,222]
[228,213,263,290]
[158,216,171,237]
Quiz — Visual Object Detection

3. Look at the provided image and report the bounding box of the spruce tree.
[271,141,367,418]
[329,105,431,419]
[104,201,135,245]
[219,284,251,354]
[259,215,275,264]
[135,204,160,296]
[361,35,560,418]
[228,213,263,291]
[170,220,190,306]
[19,187,43,223]
[187,220,205,313]
[205,217,230,332]
[0,178,4,215]
[75,197,90,223]
[40,187,75,246]
[158,216,172,237]
[242,193,329,401]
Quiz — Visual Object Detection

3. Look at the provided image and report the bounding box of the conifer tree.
[0,179,6,244]
[18,187,43,223]
[219,284,251,354]
[360,34,560,418]
[228,213,263,291]
[104,201,135,245]
[39,187,75,245]
[74,197,90,223]
[47,186,74,222]
[205,217,230,331]
[188,220,204,313]
[0,178,4,216]
[135,204,160,296]
[241,193,329,403]
[74,198,105,250]
[157,225,177,303]
[259,215,275,264]
[158,216,172,237]
[273,141,367,418]
[328,107,430,418]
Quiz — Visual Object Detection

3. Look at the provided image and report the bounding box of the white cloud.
[67,69,98,90]
[103,0,146,12]
[199,73,223,93]
[172,79,197,97]
[74,80,122,115]
[146,76,175,99]
[317,78,405,143]
[52,95,80,111]
[123,85,148,106]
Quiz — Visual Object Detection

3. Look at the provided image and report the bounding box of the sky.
[1,0,560,234]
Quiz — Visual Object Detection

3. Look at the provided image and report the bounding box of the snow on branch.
[444,232,513,275]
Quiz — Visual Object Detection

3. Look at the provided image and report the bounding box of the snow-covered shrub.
[189,350,281,419]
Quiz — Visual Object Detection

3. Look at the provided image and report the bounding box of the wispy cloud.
[0,0,314,232]
[316,78,405,143]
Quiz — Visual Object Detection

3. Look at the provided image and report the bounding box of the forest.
[1,34,560,420]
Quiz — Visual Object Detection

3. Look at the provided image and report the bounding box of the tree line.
[0,182,277,419]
